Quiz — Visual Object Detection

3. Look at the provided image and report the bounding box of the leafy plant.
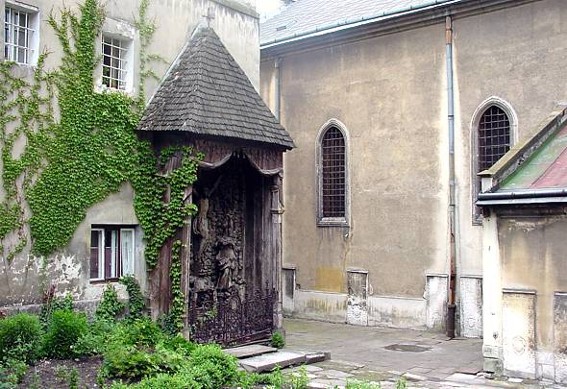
[95,284,125,322]
[43,310,88,359]
[289,365,309,389]
[395,377,407,389]
[188,344,239,388]
[73,318,117,357]
[39,285,74,328]
[0,313,43,363]
[0,358,28,389]
[270,331,285,349]
[120,275,146,319]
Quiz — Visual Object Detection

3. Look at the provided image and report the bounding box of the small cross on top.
[204,7,215,27]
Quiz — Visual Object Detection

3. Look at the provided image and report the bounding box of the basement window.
[90,226,135,281]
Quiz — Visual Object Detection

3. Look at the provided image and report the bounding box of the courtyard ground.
[282,318,565,389]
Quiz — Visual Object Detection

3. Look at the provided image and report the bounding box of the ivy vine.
[169,240,185,333]
[0,0,200,275]
[0,0,200,329]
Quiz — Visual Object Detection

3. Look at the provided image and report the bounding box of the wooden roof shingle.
[138,26,294,150]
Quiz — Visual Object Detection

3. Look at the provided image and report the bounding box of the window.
[472,100,515,223]
[90,226,135,281]
[317,120,349,225]
[4,3,39,65]
[478,105,511,172]
[102,35,130,90]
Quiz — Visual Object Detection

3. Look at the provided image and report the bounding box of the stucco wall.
[262,23,450,326]
[454,0,567,279]
[261,0,567,331]
[0,0,259,308]
[491,213,567,381]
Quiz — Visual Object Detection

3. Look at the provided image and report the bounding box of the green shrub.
[188,344,239,388]
[161,335,195,356]
[103,342,191,381]
[120,275,146,319]
[110,372,203,389]
[0,358,28,388]
[39,287,73,328]
[73,319,117,357]
[95,284,125,322]
[102,319,190,381]
[43,310,88,359]
[270,331,285,349]
[103,346,158,381]
[0,313,43,363]
[110,317,165,348]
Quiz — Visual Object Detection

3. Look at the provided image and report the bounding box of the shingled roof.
[138,26,294,150]
[261,0,463,47]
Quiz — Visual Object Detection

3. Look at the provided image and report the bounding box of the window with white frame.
[101,35,131,91]
[317,120,349,226]
[4,3,39,65]
[90,226,135,281]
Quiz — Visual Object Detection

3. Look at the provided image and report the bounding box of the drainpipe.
[274,58,281,120]
[445,15,457,339]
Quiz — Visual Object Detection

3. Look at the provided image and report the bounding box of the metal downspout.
[275,58,281,120]
[445,15,457,339]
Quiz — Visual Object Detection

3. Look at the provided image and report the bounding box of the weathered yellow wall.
[267,24,448,299]
[261,0,567,329]
[499,215,567,351]
[455,0,567,277]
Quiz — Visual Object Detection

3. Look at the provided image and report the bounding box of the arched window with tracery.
[472,101,515,223]
[317,121,349,225]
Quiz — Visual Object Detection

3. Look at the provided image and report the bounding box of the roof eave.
[260,0,540,56]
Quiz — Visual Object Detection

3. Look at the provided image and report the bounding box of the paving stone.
[321,369,354,379]
[303,365,324,372]
[224,344,277,359]
[456,366,481,375]
[403,372,427,381]
[309,379,346,388]
[239,351,306,373]
[408,367,433,374]
[445,373,481,383]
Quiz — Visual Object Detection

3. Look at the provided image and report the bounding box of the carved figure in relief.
[216,241,237,290]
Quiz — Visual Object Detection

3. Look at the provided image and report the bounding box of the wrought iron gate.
[188,286,276,346]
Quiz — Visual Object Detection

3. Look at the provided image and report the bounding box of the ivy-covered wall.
[0,0,260,307]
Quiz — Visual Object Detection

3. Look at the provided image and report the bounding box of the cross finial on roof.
[203,7,215,27]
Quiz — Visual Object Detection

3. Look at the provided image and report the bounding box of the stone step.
[225,344,278,359]
[239,350,307,373]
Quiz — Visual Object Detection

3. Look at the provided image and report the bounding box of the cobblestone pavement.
[282,318,566,389]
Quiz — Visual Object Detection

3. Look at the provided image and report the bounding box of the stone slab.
[239,350,306,373]
[305,351,329,364]
[224,344,277,359]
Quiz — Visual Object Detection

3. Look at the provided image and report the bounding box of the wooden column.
[270,173,284,330]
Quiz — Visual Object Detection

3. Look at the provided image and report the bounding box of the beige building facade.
[260,0,567,342]
[0,0,260,309]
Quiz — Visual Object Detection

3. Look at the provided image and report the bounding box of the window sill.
[317,217,349,227]
[89,278,120,284]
